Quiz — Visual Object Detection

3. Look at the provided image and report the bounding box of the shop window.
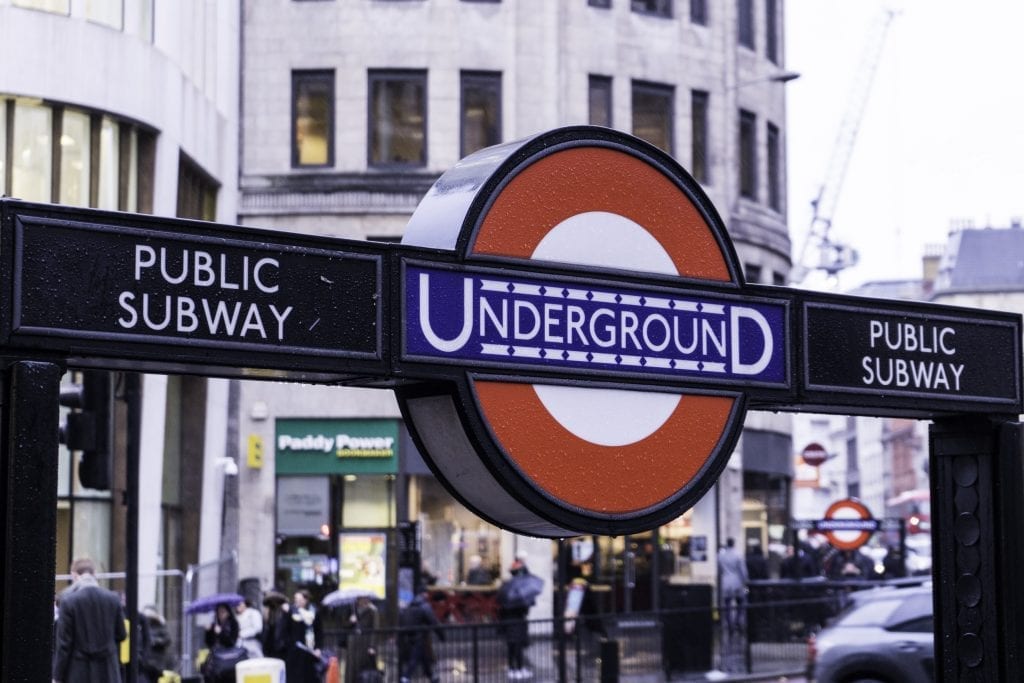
[632,80,674,155]
[738,0,755,50]
[690,89,709,183]
[766,0,779,64]
[292,70,334,168]
[690,0,707,25]
[369,70,427,168]
[12,0,70,14]
[767,121,781,210]
[59,110,91,207]
[12,101,52,202]
[176,153,218,221]
[589,75,613,128]
[632,0,671,18]
[342,474,394,528]
[461,71,501,157]
[738,109,757,200]
[86,0,124,30]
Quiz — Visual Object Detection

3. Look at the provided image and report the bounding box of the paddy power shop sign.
[275,418,398,474]
[1,127,1023,680]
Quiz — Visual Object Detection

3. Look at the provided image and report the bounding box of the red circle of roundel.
[466,143,741,518]
[823,498,874,551]
[470,146,734,282]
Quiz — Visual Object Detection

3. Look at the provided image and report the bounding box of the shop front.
[274,417,398,606]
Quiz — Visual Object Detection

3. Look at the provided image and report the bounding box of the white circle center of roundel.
[830,506,866,543]
[530,211,681,446]
[532,211,679,276]
[534,385,681,447]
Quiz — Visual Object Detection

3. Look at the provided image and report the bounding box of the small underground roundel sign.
[399,127,785,537]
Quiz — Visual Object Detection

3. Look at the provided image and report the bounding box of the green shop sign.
[276,418,399,475]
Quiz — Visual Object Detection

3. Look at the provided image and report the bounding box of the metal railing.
[321,601,825,682]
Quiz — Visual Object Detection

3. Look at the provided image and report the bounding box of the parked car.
[807,585,933,682]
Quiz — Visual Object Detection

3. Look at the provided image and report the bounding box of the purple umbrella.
[185,591,245,615]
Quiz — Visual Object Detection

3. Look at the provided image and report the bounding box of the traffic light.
[59,370,113,491]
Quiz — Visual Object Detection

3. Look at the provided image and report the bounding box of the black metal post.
[0,361,62,682]
[471,622,480,683]
[556,539,569,683]
[124,373,141,683]
[930,416,1024,681]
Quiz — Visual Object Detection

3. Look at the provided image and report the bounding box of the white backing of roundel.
[530,211,682,447]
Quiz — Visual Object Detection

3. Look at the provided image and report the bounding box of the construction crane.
[791,10,898,284]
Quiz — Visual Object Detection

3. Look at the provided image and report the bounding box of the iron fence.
[322,597,833,682]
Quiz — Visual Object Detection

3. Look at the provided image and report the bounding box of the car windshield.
[837,598,903,627]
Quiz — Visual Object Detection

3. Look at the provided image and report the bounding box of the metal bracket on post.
[0,361,62,683]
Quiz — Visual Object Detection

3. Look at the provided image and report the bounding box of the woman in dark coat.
[283,589,325,683]
[204,603,239,650]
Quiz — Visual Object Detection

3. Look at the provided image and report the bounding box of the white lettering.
[418,273,473,352]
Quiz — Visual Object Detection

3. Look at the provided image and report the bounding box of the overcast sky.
[785,0,1024,290]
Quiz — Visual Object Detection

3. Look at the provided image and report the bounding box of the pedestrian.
[398,586,444,683]
[235,598,264,659]
[261,591,290,660]
[52,557,127,683]
[202,603,247,683]
[347,595,380,683]
[745,543,770,580]
[140,605,174,683]
[204,603,240,651]
[497,559,539,679]
[283,589,325,683]
[718,538,748,633]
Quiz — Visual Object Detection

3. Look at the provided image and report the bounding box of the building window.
[589,0,612,8]
[85,0,124,30]
[461,71,501,157]
[12,101,52,202]
[12,0,69,14]
[369,70,427,168]
[97,117,120,210]
[767,122,781,211]
[690,0,707,24]
[766,0,779,64]
[59,110,90,207]
[3,101,153,209]
[177,153,218,221]
[772,271,786,286]
[292,70,334,168]
[632,0,671,17]
[739,109,757,200]
[690,90,709,184]
[632,81,674,155]
[589,75,613,128]
[745,263,762,284]
[738,0,755,50]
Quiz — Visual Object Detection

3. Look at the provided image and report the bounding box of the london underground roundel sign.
[399,126,783,537]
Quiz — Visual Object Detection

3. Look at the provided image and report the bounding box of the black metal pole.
[124,373,141,683]
[555,539,569,683]
[930,416,1023,681]
[0,361,62,682]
